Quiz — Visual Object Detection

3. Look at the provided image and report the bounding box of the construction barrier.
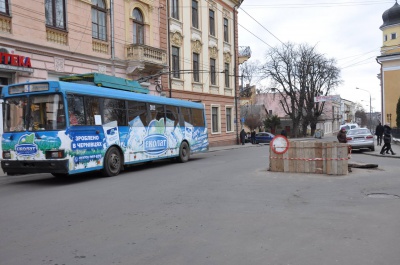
[269,141,349,175]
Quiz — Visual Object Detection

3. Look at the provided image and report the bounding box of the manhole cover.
[367,193,400,199]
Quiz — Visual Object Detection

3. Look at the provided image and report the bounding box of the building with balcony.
[0,0,245,147]
[0,0,168,94]
[167,0,245,146]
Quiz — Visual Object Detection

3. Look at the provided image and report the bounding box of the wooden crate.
[269,141,349,175]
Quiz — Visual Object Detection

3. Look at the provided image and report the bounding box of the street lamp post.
[356,87,372,131]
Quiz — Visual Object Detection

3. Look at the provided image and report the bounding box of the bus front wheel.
[178,142,190,163]
[102,147,122,177]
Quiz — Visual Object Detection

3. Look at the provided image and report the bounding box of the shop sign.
[0,51,33,73]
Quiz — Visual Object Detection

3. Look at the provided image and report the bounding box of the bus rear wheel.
[178,142,190,163]
[102,147,122,177]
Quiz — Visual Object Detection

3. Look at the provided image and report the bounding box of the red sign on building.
[0,52,32,68]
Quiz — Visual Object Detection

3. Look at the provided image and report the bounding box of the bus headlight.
[45,150,65,159]
[3,151,11,159]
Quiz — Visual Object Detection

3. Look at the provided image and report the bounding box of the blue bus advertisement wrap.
[1,80,209,177]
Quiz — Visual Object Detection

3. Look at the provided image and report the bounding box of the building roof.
[380,1,400,29]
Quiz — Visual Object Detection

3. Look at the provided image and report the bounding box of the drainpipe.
[233,2,243,144]
[167,1,172,98]
[376,58,383,124]
[110,0,115,76]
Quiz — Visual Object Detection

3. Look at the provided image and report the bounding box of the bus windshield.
[4,94,66,132]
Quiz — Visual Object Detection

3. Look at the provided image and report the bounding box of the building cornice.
[377,53,400,62]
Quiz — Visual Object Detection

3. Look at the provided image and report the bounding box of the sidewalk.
[364,141,400,158]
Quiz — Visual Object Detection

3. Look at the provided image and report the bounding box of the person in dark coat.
[375,122,384,146]
[280,129,287,137]
[251,130,256,144]
[380,124,396,155]
[240,129,246,145]
[337,128,347,143]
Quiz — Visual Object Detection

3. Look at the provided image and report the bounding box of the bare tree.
[355,103,368,127]
[300,45,341,136]
[259,43,341,137]
[241,104,264,131]
[239,60,262,98]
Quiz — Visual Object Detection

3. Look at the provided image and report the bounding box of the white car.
[340,123,359,131]
[346,128,375,151]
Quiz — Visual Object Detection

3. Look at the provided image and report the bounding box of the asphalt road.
[1,144,400,265]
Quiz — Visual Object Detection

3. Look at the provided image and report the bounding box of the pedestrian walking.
[251,130,256,144]
[375,122,384,146]
[380,124,396,155]
[240,129,246,145]
[280,129,287,137]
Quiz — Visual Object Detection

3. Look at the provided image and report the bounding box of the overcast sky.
[237,0,395,113]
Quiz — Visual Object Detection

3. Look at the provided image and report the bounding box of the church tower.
[377,1,400,126]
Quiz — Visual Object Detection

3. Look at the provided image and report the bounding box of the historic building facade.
[377,1,400,127]
[0,0,246,147]
[167,0,245,146]
[0,0,168,92]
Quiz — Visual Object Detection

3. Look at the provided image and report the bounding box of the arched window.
[133,8,144,44]
[92,0,107,41]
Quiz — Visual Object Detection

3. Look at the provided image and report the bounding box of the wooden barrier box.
[269,141,349,175]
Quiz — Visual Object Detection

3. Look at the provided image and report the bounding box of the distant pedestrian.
[240,129,246,145]
[375,122,384,146]
[337,127,347,143]
[251,130,256,144]
[337,127,352,156]
[380,124,396,155]
[280,129,287,137]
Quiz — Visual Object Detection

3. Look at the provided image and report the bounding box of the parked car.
[340,123,359,131]
[255,132,275,144]
[346,128,375,151]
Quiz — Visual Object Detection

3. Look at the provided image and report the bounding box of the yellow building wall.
[383,69,400,126]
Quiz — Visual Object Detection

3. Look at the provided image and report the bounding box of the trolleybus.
[1,80,208,177]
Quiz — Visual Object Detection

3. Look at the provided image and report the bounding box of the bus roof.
[2,80,205,109]
[59,73,149,94]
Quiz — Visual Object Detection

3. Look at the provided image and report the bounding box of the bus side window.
[180,107,192,126]
[165,105,179,127]
[67,94,85,126]
[103,98,127,125]
[149,104,165,126]
[192,108,205,127]
[128,101,148,126]
[85,96,101,125]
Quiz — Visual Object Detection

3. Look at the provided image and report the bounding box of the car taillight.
[366,136,373,139]
[346,137,352,141]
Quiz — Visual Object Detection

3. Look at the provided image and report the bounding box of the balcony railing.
[0,15,11,33]
[126,44,167,67]
[46,27,68,45]
[239,46,251,57]
[238,46,251,64]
